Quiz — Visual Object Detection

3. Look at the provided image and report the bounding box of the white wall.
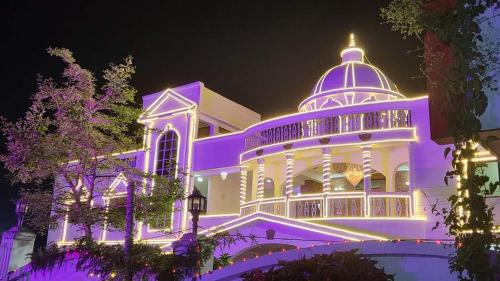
[207,173,240,215]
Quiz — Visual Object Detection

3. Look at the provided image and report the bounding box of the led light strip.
[138,88,197,122]
[471,156,497,162]
[198,212,389,241]
[285,153,295,196]
[241,132,417,166]
[194,96,427,143]
[240,167,248,205]
[146,124,182,233]
[199,213,240,218]
[256,160,265,200]
[322,149,332,193]
[242,126,416,157]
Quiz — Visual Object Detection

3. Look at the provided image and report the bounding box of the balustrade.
[289,199,323,219]
[244,109,412,151]
[369,196,410,217]
[259,200,286,216]
[239,192,412,219]
[327,197,364,217]
[240,203,257,216]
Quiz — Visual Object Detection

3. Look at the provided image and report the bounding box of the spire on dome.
[349,33,356,47]
[341,33,364,63]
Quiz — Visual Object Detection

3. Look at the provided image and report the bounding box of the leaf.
[432,221,440,231]
[444,147,452,159]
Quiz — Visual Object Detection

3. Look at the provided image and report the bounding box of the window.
[197,121,211,138]
[151,130,178,229]
[156,130,179,179]
[394,163,409,192]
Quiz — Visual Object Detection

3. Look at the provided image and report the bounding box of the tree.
[381,1,500,280]
[0,48,184,281]
[1,47,181,239]
[241,250,394,281]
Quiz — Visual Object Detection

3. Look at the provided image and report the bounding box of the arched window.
[156,130,178,179]
[394,163,409,192]
[150,130,178,230]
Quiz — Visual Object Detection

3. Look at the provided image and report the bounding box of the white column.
[409,142,416,216]
[362,145,372,216]
[240,166,248,205]
[362,145,372,191]
[285,153,294,197]
[256,159,265,200]
[322,148,332,193]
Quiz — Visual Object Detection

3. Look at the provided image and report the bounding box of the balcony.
[240,102,415,163]
[239,192,412,219]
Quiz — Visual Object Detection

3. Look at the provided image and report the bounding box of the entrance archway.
[232,244,296,262]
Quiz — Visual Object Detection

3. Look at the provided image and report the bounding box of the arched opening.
[394,163,409,192]
[292,162,387,194]
[232,244,296,262]
[320,98,343,109]
[264,177,275,198]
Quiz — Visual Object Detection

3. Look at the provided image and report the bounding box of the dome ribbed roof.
[311,62,399,96]
[298,34,405,111]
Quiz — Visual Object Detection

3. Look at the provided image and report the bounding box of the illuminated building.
[46,35,499,262]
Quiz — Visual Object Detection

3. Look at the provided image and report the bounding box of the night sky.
[1,0,424,231]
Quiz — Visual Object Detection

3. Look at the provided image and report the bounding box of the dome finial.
[341,33,364,63]
[349,33,356,47]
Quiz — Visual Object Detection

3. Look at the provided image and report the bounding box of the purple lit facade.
[46,36,499,265]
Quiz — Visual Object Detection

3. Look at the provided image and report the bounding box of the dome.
[299,34,405,112]
[311,62,399,96]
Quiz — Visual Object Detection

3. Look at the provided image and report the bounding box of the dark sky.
[0,0,424,231]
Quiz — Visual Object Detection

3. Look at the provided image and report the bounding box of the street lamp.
[188,186,207,236]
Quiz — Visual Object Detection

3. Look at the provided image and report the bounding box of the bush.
[241,249,394,281]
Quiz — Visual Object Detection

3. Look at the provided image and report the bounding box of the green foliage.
[213,253,231,269]
[381,1,500,280]
[135,177,184,228]
[0,47,184,240]
[241,249,394,281]
[380,0,424,38]
[29,231,249,281]
[442,141,500,280]
[0,47,144,237]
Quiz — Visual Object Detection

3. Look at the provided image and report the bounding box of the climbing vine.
[381,0,499,280]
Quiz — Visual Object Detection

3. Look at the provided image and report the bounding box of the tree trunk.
[74,195,93,240]
[83,223,92,240]
[124,181,135,281]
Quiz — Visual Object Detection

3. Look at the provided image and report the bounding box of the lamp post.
[188,186,207,236]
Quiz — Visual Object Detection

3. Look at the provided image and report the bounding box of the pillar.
[322,148,332,193]
[256,159,265,200]
[0,203,35,280]
[285,153,294,197]
[240,166,248,205]
[362,145,372,216]
[362,145,372,192]
[409,142,416,216]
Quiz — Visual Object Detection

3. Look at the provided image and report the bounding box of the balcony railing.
[240,192,412,219]
[244,109,412,151]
